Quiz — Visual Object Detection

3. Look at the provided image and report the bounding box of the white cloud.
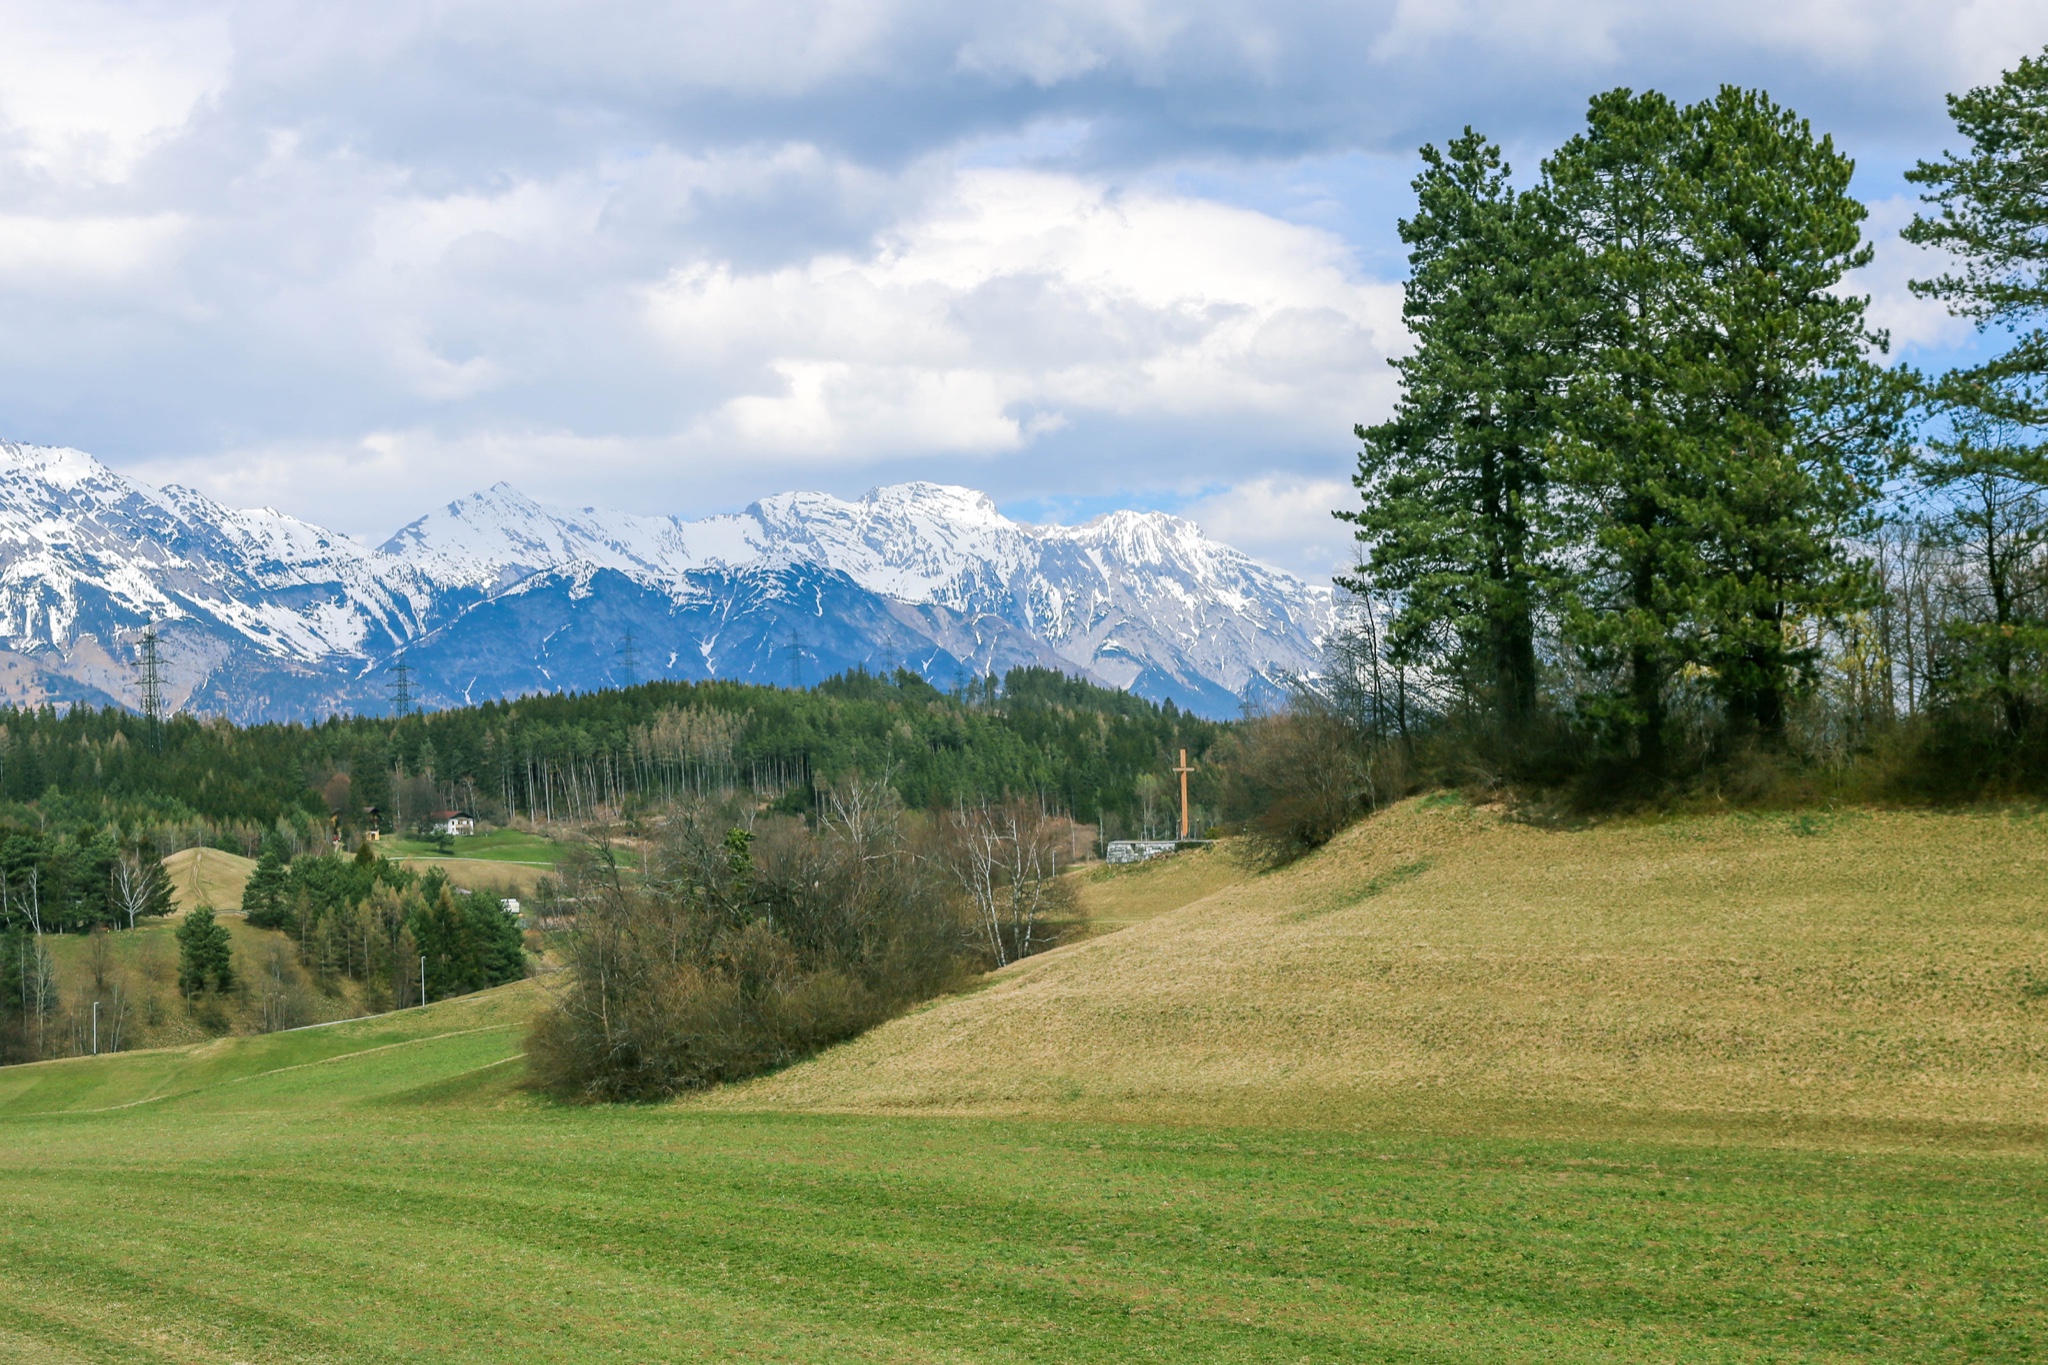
[2,0,2047,572]
[1183,475,1356,579]
[648,169,1403,459]
[1851,195,1976,356]
[0,1,229,186]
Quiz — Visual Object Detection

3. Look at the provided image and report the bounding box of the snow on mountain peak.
[0,441,119,491]
[0,448,1330,719]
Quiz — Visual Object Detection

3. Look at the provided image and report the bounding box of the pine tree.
[1676,87,1902,740]
[1342,129,1564,748]
[240,838,290,929]
[1542,87,1898,761]
[175,905,235,996]
[1904,46,2048,429]
[1541,88,1703,771]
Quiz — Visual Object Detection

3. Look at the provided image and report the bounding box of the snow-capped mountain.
[0,442,1332,720]
[0,442,450,715]
[385,481,1330,711]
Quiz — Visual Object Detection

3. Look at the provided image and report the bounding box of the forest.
[0,665,1218,895]
[0,665,1214,1063]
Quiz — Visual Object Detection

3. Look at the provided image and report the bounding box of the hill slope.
[161,845,255,914]
[709,800,2048,1148]
[1,817,2044,1360]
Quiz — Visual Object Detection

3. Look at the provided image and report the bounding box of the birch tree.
[939,801,1070,967]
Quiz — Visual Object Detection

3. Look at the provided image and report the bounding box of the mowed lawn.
[1,804,2045,1360]
[0,995,2040,1363]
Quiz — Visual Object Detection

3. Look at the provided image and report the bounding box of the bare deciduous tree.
[937,801,1072,968]
[110,854,163,929]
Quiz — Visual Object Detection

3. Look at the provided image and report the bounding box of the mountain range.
[0,441,1333,721]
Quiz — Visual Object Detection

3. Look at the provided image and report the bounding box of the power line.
[616,630,640,687]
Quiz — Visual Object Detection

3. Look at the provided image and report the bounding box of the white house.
[429,810,476,837]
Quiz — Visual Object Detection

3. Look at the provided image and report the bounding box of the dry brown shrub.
[527,794,974,1102]
[1219,702,1407,864]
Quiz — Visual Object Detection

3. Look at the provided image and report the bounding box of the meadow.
[0,801,2042,1361]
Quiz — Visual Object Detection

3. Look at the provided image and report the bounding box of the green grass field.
[0,803,2043,1360]
[0,993,2039,1362]
[379,827,640,870]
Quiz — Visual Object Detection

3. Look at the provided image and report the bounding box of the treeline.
[0,665,1223,860]
[1320,57,2048,806]
[1,840,525,1064]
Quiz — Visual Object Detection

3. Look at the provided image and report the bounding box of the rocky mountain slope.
[0,442,1332,720]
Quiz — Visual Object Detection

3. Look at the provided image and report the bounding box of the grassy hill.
[0,802,2042,1360]
[717,798,2048,1149]
[161,845,255,914]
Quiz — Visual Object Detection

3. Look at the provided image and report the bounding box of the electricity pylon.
[137,626,165,746]
[387,660,415,718]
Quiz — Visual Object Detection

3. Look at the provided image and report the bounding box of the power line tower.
[616,630,640,687]
[136,626,165,745]
[386,660,415,719]
[784,627,805,690]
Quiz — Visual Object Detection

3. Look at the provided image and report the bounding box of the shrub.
[1218,701,1409,863]
[527,792,974,1102]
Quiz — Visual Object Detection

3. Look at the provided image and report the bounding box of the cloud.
[1850,195,1978,358]
[2,0,2047,569]
[0,1,229,188]
[1181,475,1358,580]
[648,169,1402,459]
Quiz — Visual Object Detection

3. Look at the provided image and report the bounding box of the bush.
[527,793,973,1101]
[1217,701,1409,864]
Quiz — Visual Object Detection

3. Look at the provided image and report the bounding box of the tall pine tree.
[1904,46,2048,428]
[1541,89,1702,771]
[1677,87,1901,740]
[1342,129,1564,749]
[1543,87,1897,762]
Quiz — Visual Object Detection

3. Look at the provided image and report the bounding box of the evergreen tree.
[1543,87,1897,760]
[1541,88,1703,770]
[1676,87,1902,739]
[1342,129,1564,747]
[241,837,290,929]
[1904,46,2048,429]
[467,895,527,990]
[175,906,235,996]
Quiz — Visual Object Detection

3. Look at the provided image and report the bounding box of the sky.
[1,1,2044,581]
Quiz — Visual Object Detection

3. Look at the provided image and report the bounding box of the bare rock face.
[0,444,1332,720]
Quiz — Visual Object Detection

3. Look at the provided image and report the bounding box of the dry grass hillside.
[1068,844,1243,931]
[707,797,2048,1149]
[161,845,255,914]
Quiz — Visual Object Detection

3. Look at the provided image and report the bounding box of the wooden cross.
[1173,748,1196,840]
